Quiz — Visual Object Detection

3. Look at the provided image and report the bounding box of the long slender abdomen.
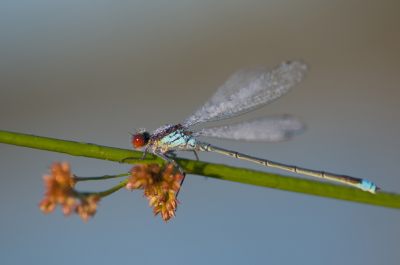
[194,141,378,193]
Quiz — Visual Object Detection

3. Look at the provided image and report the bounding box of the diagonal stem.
[1,129,400,209]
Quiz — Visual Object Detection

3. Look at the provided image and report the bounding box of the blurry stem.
[80,178,130,198]
[74,173,130,182]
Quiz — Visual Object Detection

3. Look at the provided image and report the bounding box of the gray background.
[1,1,400,264]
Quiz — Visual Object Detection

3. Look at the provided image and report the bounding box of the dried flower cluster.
[126,163,183,223]
[39,162,100,222]
[39,162,182,223]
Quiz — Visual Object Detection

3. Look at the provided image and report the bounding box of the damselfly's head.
[131,129,150,149]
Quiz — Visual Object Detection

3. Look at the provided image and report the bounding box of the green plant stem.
[81,178,130,198]
[1,129,400,209]
[74,173,130,182]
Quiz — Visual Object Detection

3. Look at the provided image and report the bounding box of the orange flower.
[76,195,101,222]
[39,162,100,222]
[39,162,76,215]
[145,187,179,223]
[126,164,160,190]
[127,163,183,223]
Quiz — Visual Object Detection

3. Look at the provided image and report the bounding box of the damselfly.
[121,60,379,194]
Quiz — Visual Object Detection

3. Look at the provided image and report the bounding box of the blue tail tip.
[361,180,379,194]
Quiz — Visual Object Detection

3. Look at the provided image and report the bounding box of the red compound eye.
[132,135,145,148]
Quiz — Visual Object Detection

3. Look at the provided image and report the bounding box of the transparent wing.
[182,60,309,129]
[190,115,306,142]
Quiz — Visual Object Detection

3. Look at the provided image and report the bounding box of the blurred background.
[1,0,399,264]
